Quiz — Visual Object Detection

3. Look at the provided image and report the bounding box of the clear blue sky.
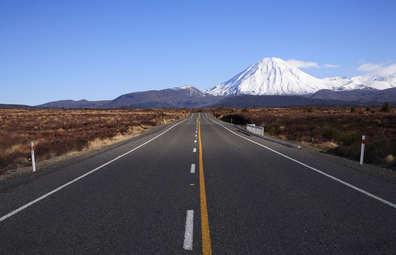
[1,0,395,105]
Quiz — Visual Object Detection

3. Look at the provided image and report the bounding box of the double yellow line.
[197,113,212,255]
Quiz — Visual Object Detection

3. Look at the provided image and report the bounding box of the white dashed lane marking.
[183,210,194,250]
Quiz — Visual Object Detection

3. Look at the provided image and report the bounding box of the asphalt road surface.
[1,113,396,254]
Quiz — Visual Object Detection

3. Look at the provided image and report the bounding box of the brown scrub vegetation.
[0,108,186,176]
[211,105,396,169]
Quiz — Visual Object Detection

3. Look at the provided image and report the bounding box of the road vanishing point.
[1,113,396,254]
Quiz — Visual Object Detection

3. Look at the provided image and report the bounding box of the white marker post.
[360,136,365,165]
[30,142,36,172]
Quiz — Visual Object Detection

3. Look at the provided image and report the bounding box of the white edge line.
[183,210,194,250]
[208,118,396,209]
[0,118,190,222]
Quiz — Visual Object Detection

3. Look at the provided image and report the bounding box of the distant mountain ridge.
[29,57,396,109]
[104,85,225,108]
[37,86,227,109]
[323,75,396,91]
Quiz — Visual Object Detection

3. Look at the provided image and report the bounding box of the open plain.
[0,108,186,176]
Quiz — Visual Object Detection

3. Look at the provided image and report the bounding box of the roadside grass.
[0,108,186,176]
[210,106,396,169]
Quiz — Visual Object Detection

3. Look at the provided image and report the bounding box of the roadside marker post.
[360,136,365,165]
[30,142,36,172]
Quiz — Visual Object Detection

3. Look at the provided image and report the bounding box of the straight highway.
[1,113,395,254]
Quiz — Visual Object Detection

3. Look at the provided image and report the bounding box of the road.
[1,113,396,254]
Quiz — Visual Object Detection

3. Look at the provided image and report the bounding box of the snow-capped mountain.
[204,57,396,96]
[204,57,334,96]
[323,76,396,91]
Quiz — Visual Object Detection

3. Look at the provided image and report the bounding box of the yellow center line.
[197,113,212,255]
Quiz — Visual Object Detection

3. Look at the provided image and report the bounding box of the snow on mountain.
[204,57,334,96]
[172,85,208,97]
[323,75,396,91]
[322,76,351,87]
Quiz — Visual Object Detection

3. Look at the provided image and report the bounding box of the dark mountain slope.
[311,88,396,103]
[104,86,226,108]
[205,95,364,108]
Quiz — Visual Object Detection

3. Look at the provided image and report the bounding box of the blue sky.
[1,0,395,105]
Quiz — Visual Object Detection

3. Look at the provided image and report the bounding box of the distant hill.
[0,104,42,109]
[311,87,396,103]
[205,95,366,108]
[37,99,110,109]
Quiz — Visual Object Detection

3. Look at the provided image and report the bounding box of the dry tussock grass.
[87,126,145,150]
[0,108,186,175]
[315,141,339,150]
[386,155,395,165]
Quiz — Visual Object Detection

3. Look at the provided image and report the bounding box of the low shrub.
[323,127,338,141]
[340,132,362,146]
[381,101,391,113]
